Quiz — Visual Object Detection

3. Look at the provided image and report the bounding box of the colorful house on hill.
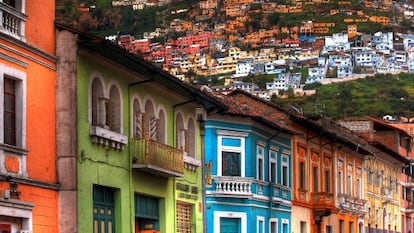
[55,25,224,233]
[202,89,297,233]
[0,0,59,232]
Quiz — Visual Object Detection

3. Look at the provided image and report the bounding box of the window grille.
[176,203,192,233]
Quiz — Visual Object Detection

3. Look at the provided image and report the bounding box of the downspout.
[128,82,134,233]
[199,120,207,233]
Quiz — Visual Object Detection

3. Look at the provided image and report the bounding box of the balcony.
[0,2,27,41]
[210,176,253,197]
[131,137,184,177]
[311,192,335,212]
[381,187,393,204]
[273,183,291,200]
[338,193,367,216]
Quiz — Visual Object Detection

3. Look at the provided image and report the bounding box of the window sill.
[0,143,28,155]
[90,125,128,150]
[183,154,201,171]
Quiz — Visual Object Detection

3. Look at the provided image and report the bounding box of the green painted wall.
[76,54,134,233]
[76,51,204,233]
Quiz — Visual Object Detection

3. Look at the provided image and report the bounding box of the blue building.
[202,90,297,233]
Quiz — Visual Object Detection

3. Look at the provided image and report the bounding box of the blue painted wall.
[205,119,293,233]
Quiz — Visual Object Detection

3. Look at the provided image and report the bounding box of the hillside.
[55,0,413,38]
[272,73,414,119]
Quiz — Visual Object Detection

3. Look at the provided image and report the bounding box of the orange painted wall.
[25,0,56,54]
[0,0,58,232]
[19,185,58,232]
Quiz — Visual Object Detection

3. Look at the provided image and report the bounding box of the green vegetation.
[273,73,414,119]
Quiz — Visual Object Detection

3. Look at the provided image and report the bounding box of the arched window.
[175,113,185,150]
[186,118,196,157]
[144,100,156,140]
[91,78,105,127]
[107,85,121,133]
[158,109,166,143]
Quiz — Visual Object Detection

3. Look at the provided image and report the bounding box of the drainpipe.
[267,130,281,220]
[199,120,207,233]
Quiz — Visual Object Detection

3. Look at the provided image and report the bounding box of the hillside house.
[235,60,253,77]
[352,48,379,67]
[323,32,351,53]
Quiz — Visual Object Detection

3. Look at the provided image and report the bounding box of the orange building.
[290,116,381,233]
[0,0,58,233]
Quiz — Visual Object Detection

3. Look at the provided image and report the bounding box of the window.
[368,170,373,184]
[177,202,192,233]
[282,155,289,186]
[347,174,352,195]
[338,171,343,194]
[300,221,306,233]
[257,145,264,181]
[340,220,345,233]
[107,86,121,133]
[93,185,115,233]
[222,151,241,176]
[257,216,264,233]
[357,178,361,198]
[270,219,278,233]
[325,170,330,193]
[186,119,196,157]
[176,113,186,149]
[91,78,106,127]
[218,132,246,177]
[4,77,16,146]
[270,150,277,183]
[313,166,318,192]
[1,68,25,149]
[349,222,354,233]
[299,162,305,189]
[326,226,332,233]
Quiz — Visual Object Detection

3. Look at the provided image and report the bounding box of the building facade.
[0,0,59,232]
[56,25,222,233]
[203,90,296,233]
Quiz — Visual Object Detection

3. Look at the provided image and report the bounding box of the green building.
[56,24,223,233]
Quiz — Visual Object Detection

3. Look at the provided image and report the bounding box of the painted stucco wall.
[205,117,292,233]
[76,54,133,233]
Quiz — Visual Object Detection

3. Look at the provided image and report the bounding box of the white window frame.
[257,216,265,233]
[269,148,277,183]
[269,218,278,233]
[217,131,246,177]
[257,144,265,181]
[0,199,33,232]
[281,154,289,186]
[214,211,247,233]
[281,219,289,233]
[0,64,26,148]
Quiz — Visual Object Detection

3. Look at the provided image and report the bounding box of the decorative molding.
[0,51,27,67]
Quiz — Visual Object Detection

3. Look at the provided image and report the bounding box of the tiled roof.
[196,86,299,134]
